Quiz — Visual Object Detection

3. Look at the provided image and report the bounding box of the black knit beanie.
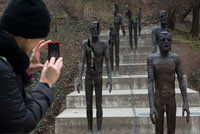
[0,0,51,39]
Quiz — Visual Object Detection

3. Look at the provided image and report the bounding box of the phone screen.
[48,42,60,60]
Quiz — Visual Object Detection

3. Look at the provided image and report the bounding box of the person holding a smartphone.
[0,0,63,133]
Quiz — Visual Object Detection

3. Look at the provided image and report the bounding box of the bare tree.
[191,0,200,37]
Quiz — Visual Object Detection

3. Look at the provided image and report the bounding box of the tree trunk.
[167,7,176,30]
[191,2,200,37]
[177,8,192,23]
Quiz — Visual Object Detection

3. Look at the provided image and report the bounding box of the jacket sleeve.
[24,82,54,132]
[0,64,54,133]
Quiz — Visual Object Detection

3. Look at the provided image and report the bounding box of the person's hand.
[150,106,158,124]
[182,103,190,123]
[40,57,63,88]
[27,40,52,75]
[77,80,82,93]
[106,79,112,93]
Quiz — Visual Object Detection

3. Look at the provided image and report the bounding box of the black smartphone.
[48,41,60,61]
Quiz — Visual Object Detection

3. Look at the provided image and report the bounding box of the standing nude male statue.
[147,31,190,134]
[152,10,168,53]
[111,3,126,76]
[133,16,138,55]
[77,22,112,134]
[125,4,133,53]
[137,8,142,39]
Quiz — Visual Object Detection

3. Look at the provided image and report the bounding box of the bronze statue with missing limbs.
[147,31,190,134]
[77,22,112,134]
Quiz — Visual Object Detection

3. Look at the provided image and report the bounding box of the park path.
[55,28,200,134]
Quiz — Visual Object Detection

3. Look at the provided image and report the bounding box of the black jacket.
[0,28,54,133]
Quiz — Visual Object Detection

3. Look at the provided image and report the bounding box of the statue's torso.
[84,40,106,74]
[114,14,122,32]
[152,52,177,98]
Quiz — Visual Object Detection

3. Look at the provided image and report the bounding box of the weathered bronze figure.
[152,10,168,53]
[133,17,138,55]
[113,3,126,76]
[147,31,190,134]
[137,8,142,38]
[77,22,112,134]
[125,4,133,52]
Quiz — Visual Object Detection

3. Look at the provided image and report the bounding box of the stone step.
[55,107,200,134]
[100,36,152,47]
[104,54,148,64]
[84,63,147,76]
[112,46,151,55]
[75,75,187,90]
[66,89,199,109]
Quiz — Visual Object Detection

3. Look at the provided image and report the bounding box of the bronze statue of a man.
[133,16,138,55]
[77,22,112,134]
[112,3,126,76]
[137,8,142,38]
[125,4,133,53]
[147,31,190,134]
[152,10,168,53]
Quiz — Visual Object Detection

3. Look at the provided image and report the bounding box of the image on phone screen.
[48,42,60,60]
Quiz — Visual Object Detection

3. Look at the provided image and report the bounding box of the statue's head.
[90,22,101,37]
[158,31,172,52]
[160,10,167,25]
[114,3,119,14]
[139,8,142,12]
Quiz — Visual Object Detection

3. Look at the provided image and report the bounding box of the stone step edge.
[67,88,197,97]
[56,107,200,118]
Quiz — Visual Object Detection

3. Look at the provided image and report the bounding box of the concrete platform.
[55,107,200,134]
[75,75,187,90]
[84,63,147,76]
[66,89,199,109]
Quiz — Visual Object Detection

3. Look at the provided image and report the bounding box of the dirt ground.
[172,42,200,91]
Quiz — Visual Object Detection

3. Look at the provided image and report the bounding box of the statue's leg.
[135,35,138,55]
[85,74,94,132]
[139,24,141,38]
[114,33,120,76]
[109,39,114,74]
[94,75,103,132]
[155,99,164,134]
[166,98,176,134]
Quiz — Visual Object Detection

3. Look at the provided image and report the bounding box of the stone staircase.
[55,28,200,134]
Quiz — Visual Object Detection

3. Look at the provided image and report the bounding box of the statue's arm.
[147,55,157,124]
[152,28,157,53]
[175,55,188,105]
[175,55,190,122]
[120,16,126,36]
[147,55,155,108]
[78,41,86,83]
[104,41,112,82]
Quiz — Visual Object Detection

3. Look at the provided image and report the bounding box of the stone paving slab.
[75,75,187,90]
[84,63,147,76]
[55,107,200,134]
[66,89,199,109]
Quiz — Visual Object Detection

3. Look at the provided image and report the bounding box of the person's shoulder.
[0,57,14,74]
[117,13,123,18]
